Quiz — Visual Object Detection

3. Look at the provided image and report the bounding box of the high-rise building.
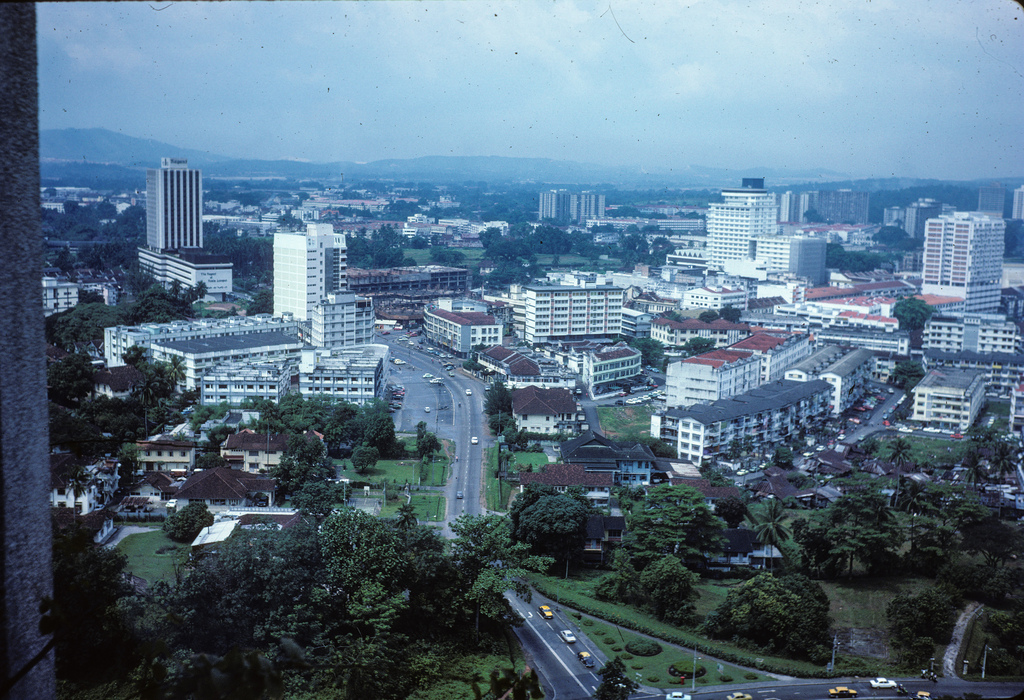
[707,178,778,267]
[815,189,869,224]
[539,190,571,223]
[798,191,816,222]
[903,198,943,239]
[977,182,1005,217]
[1011,186,1024,220]
[883,206,904,228]
[139,158,232,300]
[921,212,1005,313]
[539,190,605,223]
[273,223,348,321]
[777,191,799,222]
[146,158,203,251]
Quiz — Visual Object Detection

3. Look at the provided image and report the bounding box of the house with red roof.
[172,467,276,512]
[511,386,587,435]
[519,463,614,506]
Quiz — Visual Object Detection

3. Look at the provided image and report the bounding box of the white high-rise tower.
[273,223,348,321]
[146,158,203,251]
[707,178,778,267]
[921,212,1004,313]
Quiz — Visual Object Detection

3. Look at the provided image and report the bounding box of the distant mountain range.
[41,127,862,189]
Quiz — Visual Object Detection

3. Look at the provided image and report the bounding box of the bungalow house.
[559,430,656,486]
[128,471,180,504]
[50,453,119,515]
[172,467,276,512]
[793,484,843,509]
[511,386,587,436]
[706,528,783,571]
[583,514,626,563]
[221,429,290,474]
[93,364,144,400]
[52,507,116,545]
[136,435,196,474]
[681,478,742,512]
[753,476,800,500]
[808,448,855,478]
[519,464,614,506]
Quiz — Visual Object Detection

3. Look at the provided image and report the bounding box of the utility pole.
[982,645,989,679]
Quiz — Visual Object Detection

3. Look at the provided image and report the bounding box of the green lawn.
[402,248,487,267]
[337,453,448,487]
[596,405,655,440]
[380,492,446,522]
[509,452,552,471]
[877,435,972,468]
[116,529,190,585]
[818,577,933,629]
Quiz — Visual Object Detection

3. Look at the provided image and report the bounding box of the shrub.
[603,637,616,645]
[744,672,758,680]
[631,665,644,670]
[719,674,733,682]
[647,676,660,683]
[619,653,633,660]
[625,639,663,657]
[581,619,594,627]
[592,630,606,636]
[612,646,623,652]
[571,612,582,620]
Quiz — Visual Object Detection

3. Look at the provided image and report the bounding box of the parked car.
[829,688,858,698]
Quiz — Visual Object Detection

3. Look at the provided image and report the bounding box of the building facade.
[273,223,348,321]
[521,284,624,344]
[511,386,587,435]
[297,345,389,405]
[581,342,642,390]
[42,276,78,316]
[200,362,293,406]
[423,307,501,357]
[923,313,1021,355]
[921,212,1004,313]
[784,345,874,415]
[650,318,751,349]
[147,158,203,251]
[666,349,761,406]
[150,331,306,391]
[310,293,375,348]
[911,368,986,431]
[707,179,778,267]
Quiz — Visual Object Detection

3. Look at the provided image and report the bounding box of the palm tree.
[64,462,92,514]
[396,503,418,530]
[962,448,985,489]
[752,498,790,571]
[990,440,1018,483]
[887,437,913,506]
[165,356,186,392]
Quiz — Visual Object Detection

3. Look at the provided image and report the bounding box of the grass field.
[380,492,446,522]
[597,405,655,440]
[117,529,190,585]
[818,577,933,629]
[509,452,552,471]
[876,435,972,468]
[337,453,449,487]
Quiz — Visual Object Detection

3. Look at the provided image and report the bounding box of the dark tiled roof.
[512,386,577,416]
[720,528,760,554]
[238,512,302,529]
[560,430,656,466]
[50,453,88,490]
[483,345,516,361]
[585,514,626,539]
[93,365,145,392]
[661,379,831,426]
[687,478,741,500]
[520,463,613,488]
[223,429,290,452]
[175,468,275,501]
[594,343,640,361]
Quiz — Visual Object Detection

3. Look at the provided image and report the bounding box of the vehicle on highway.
[430,378,443,384]
[456,490,464,499]
[726,693,753,700]
[829,688,858,698]
[951,433,963,439]
[424,407,430,413]
[538,605,553,619]
[423,373,434,379]
[870,679,897,689]
[577,651,595,668]
[914,693,930,700]
[666,693,691,700]
[558,630,576,643]
[471,437,478,444]
[466,389,472,395]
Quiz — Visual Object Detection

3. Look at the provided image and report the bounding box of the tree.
[887,586,956,666]
[887,437,913,505]
[772,445,794,469]
[679,337,716,358]
[892,360,925,390]
[716,494,748,528]
[416,430,441,460]
[247,288,274,315]
[639,555,699,624]
[750,498,791,571]
[893,297,934,331]
[702,572,831,660]
[628,337,665,369]
[509,486,591,565]
[961,515,1024,568]
[164,502,214,542]
[698,310,719,323]
[625,483,724,570]
[291,480,347,519]
[272,433,335,499]
[594,657,639,700]
[484,381,513,417]
[396,503,418,530]
[47,352,95,406]
[719,306,742,323]
[351,445,380,474]
[594,549,643,605]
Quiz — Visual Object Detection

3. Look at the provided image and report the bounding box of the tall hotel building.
[138,158,232,300]
[274,223,348,321]
[921,212,1004,313]
[707,178,778,267]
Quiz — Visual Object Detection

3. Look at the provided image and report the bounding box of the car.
[577,651,595,668]
[666,693,691,700]
[466,389,472,395]
[829,688,858,698]
[380,331,390,335]
[870,679,897,689]
[471,437,478,445]
[430,378,443,384]
[888,387,895,394]
[538,604,553,619]
[951,433,963,439]
[727,694,753,700]
[456,490,464,499]
[424,407,430,413]
[614,399,625,406]
[883,420,890,426]
[423,373,434,379]
[558,629,576,643]
[914,693,930,700]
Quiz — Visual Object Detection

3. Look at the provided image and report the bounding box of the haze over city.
[37,0,1024,182]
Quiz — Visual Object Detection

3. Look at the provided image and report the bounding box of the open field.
[876,435,971,468]
[337,452,449,487]
[597,405,655,440]
[509,452,552,471]
[380,492,446,522]
[116,528,189,585]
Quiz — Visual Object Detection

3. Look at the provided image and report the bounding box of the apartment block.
[921,212,1004,313]
[521,284,624,344]
[424,307,502,357]
[923,313,1021,355]
[297,345,389,405]
[42,276,79,316]
[310,293,375,348]
[666,349,761,406]
[784,345,875,415]
[707,178,778,267]
[911,368,986,431]
[682,286,747,310]
[650,317,751,350]
[150,331,306,391]
[200,362,293,406]
[581,342,642,390]
[728,332,813,383]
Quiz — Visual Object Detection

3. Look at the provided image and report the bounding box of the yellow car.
[727,694,753,700]
[538,605,553,619]
[829,688,858,698]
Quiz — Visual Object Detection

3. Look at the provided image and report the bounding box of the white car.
[558,630,576,644]
[424,407,430,413]
[466,389,472,395]
[471,437,478,445]
[869,679,897,689]
[423,373,434,379]
[666,693,692,700]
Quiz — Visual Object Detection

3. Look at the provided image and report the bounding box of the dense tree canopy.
[893,297,934,331]
[625,483,724,570]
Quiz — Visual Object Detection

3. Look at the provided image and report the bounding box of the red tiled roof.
[428,308,496,326]
[729,333,788,352]
[175,468,275,501]
[683,349,753,368]
[483,345,516,361]
[512,386,577,416]
[519,463,613,488]
[652,317,750,332]
[223,429,290,452]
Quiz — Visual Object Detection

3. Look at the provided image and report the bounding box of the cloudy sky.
[38,0,1024,181]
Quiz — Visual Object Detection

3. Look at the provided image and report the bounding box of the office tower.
[815,189,869,224]
[539,190,571,223]
[273,223,348,321]
[146,158,203,251]
[883,206,904,228]
[977,182,1005,217]
[1012,186,1024,220]
[904,198,943,239]
[707,178,778,267]
[778,191,800,222]
[570,192,605,222]
[798,191,817,222]
[921,212,1005,313]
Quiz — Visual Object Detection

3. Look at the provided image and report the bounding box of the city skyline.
[38,1,1024,181]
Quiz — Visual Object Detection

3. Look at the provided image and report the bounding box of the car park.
[829,688,858,698]
[870,679,897,689]
[577,651,595,668]
[558,630,576,643]
[538,605,553,619]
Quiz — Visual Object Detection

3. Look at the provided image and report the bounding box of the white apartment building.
[650,318,751,349]
[666,349,761,406]
[200,362,293,406]
[146,158,203,252]
[784,345,875,415]
[912,368,986,431]
[521,284,623,344]
[297,345,389,405]
[310,293,375,348]
[619,308,654,338]
[773,301,899,334]
[652,379,832,463]
[150,331,306,391]
[42,276,78,316]
[728,332,813,383]
[923,313,1021,355]
[681,286,747,310]
[707,179,779,267]
[921,212,1004,313]
[581,342,642,390]
[424,307,501,357]
[1013,186,1024,220]
[104,315,301,368]
[273,223,348,321]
